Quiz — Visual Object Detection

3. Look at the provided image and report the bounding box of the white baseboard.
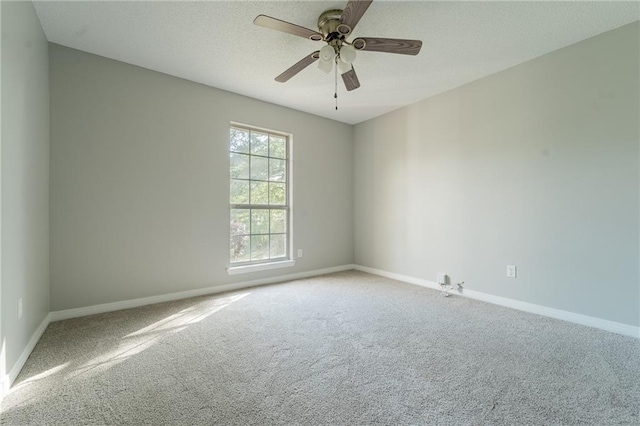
[5,261,634,402]
[354,264,640,339]
[50,264,356,322]
[1,312,52,400]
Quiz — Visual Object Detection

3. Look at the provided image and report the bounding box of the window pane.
[231,209,250,236]
[270,234,286,258]
[230,125,289,265]
[250,156,268,181]
[250,181,269,204]
[269,158,286,182]
[269,183,286,205]
[269,136,286,159]
[270,210,286,233]
[250,235,269,260]
[230,180,250,204]
[251,132,269,156]
[230,153,250,179]
[230,129,250,154]
[251,209,269,234]
[231,235,250,262]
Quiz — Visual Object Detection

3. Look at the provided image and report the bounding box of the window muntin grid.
[230,125,289,265]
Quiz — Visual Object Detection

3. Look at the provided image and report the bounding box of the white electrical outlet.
[437,273,447,284]
[18,298,23,319]
[297,249,303,258]
[507,265,517,278]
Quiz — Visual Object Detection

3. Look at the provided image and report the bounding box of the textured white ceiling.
[34,1,639,124]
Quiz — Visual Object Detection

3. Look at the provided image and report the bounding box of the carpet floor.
[1,271,639,425]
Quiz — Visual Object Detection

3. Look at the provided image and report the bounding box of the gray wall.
[49,44,353,311]
[354,22,640,327]
[1,1,50,373]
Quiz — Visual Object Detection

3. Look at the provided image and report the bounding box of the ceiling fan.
[254,0,422,93]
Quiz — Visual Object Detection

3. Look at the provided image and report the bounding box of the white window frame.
[227,123,294,275]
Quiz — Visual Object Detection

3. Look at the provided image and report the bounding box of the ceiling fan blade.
[340,0,373,34]
[353,37,422,55]
[275,52,320,83]
[341,66,361,91]
[254,15,323,41]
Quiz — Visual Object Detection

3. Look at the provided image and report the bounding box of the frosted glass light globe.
[319,45,336,62]
[337,58,351,74]
[339,44,356,64]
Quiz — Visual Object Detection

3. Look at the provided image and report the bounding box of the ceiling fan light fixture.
[339,44,356,64]
[337,58,352,74]
[318,44,335,73]
[318,57,333,73]
[319,44,336,62]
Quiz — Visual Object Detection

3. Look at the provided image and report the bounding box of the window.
[229,125,290,269]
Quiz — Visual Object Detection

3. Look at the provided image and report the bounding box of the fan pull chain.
[334,58,338,110]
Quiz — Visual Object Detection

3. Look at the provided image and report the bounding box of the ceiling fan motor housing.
[318,9,351,40]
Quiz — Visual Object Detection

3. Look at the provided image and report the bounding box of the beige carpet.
[1,270,639,425]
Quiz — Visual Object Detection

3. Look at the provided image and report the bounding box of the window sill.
[227,260,296,276]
